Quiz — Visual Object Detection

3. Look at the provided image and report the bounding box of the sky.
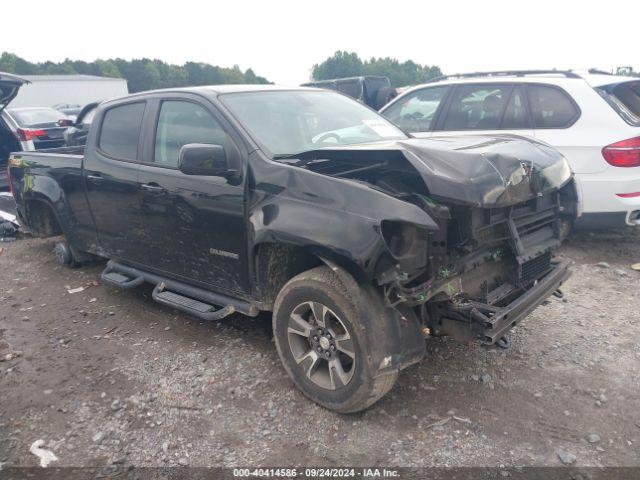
[4,0,638,85]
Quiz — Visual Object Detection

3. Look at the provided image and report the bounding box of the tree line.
[0,52,271,92]
[3,51,636,93]
[311,51,442,87]
[1,51,446,92]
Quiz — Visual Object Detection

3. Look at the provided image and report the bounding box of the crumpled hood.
[291,134,573,207]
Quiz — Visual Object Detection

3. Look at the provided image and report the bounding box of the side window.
[527,85,578,128]
[382,86,449,132]
[502,88,528,129]
[443,85,512,130]
[154,100,230,167]
[99,102,146,160]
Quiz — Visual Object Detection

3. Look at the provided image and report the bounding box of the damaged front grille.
[508,197,559,287]
[384,184,568,309]
[452,194,560,253]
[419,184,573,344]
[520,251,552,284]
[446,192,561,295]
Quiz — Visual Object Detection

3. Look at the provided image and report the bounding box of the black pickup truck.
[8,85,576,412]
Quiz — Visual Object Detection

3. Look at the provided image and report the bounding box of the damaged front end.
[379,193,573,344]
[283,135,576,345]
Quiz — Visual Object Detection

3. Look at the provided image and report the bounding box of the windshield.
[7,108,67,128]
[220,90,407,157]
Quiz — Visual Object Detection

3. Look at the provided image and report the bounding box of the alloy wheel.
[286,301,356,390]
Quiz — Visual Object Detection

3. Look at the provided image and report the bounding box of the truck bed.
[8,146,85,184]
[8,146,87,237]
[13,145,85,158]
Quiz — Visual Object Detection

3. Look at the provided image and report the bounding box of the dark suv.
[302,76,396,109]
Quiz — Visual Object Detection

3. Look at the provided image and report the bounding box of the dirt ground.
[1,228,639,470]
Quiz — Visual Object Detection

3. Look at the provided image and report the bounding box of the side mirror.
[178,143,231,177]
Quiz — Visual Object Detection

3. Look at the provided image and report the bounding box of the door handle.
[86,173,103,183]
[141,183,165,195]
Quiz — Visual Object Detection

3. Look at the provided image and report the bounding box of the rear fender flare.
[22,178,83,253]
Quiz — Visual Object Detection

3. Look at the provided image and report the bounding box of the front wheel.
[559,217,573,242]
[273,266,397,413]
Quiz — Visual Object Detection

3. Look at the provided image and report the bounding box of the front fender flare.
[320,257,425,376]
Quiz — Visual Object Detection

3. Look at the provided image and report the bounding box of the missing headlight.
[381,220,429,266]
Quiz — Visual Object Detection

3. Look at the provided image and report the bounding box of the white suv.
[380,70,640,228]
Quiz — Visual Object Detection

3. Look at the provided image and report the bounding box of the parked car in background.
[8,85,574,412]
[302,76,397,110]
[53,103,83,118]
[381,70,640,229]
[1,72,71,189]
[64,102,98,146]
[1,73,29,189]
[5,107,70,148]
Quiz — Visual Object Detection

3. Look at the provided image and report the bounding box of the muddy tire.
[53,241,75,267]
[559,217,573,241]
[273,266,397,413]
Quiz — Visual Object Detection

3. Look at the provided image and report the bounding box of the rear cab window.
[382,86,450,132]
[99,102,146,160]
[595,81,640,127]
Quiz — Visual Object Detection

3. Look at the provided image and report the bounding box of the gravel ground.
[0,228,639,469]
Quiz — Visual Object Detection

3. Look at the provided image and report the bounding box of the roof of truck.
[204,84,319,93]
[100,84,327,109]
[112,84,319,103]
[155,84,316,95]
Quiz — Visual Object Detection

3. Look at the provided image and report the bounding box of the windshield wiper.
[272,153,300,160]
[272,152,336,169]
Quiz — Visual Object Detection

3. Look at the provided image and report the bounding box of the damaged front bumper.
[437,260,571,344]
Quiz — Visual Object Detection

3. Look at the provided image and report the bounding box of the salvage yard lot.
[1,229,639,468]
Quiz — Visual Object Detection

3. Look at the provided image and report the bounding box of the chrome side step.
[101,268,144,289]
[100,260,259,319]
[152,283,235,321]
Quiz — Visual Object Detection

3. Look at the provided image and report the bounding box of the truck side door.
[83,100,149,262]
[136,95,248,295]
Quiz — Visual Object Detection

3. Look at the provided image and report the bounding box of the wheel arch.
[24,198,63,237]
[22,196,93,264]
[252,241,367,310]
[272,261,426,383]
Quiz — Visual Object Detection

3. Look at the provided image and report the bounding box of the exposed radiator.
[520,251,552,285]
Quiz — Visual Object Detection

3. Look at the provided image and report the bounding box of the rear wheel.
[53,240,75,267]
[273,266,397,413]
